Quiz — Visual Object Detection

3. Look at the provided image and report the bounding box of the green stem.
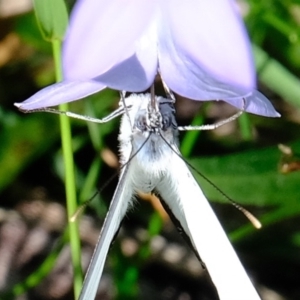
[52,40,83,298]
[238,113,253,141]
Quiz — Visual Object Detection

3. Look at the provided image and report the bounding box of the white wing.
[79,164,133,300]
[155,148,261,300]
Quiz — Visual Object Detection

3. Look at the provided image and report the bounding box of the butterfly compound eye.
[159,101,177,131]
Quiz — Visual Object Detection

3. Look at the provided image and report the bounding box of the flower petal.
[157,0,280,117]
[63,0,157,80]
[226,90,280,117]
[95,19,158,91]
[159,0,255,90]
[95,55,156,92]
[14,80,105,110]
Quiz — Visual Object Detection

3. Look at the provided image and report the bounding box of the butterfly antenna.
[230,201,261,229]
[70,134,152,221]
[158,132,262,229]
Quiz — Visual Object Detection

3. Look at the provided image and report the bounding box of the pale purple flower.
[15,0,279,117]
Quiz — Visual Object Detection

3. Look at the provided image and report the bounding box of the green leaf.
[0,112,59,193]
[189,141,300,207]
[33,0,68,41]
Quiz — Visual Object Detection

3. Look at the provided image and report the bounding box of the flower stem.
[52,39,83,298]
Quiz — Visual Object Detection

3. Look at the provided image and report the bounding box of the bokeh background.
[0,0,300,299]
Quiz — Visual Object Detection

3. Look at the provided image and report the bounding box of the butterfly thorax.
[118,94,178,193]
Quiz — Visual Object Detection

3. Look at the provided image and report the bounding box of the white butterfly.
[75,93,261,300]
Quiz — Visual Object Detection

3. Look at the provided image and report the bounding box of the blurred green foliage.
[0,0,300,299]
